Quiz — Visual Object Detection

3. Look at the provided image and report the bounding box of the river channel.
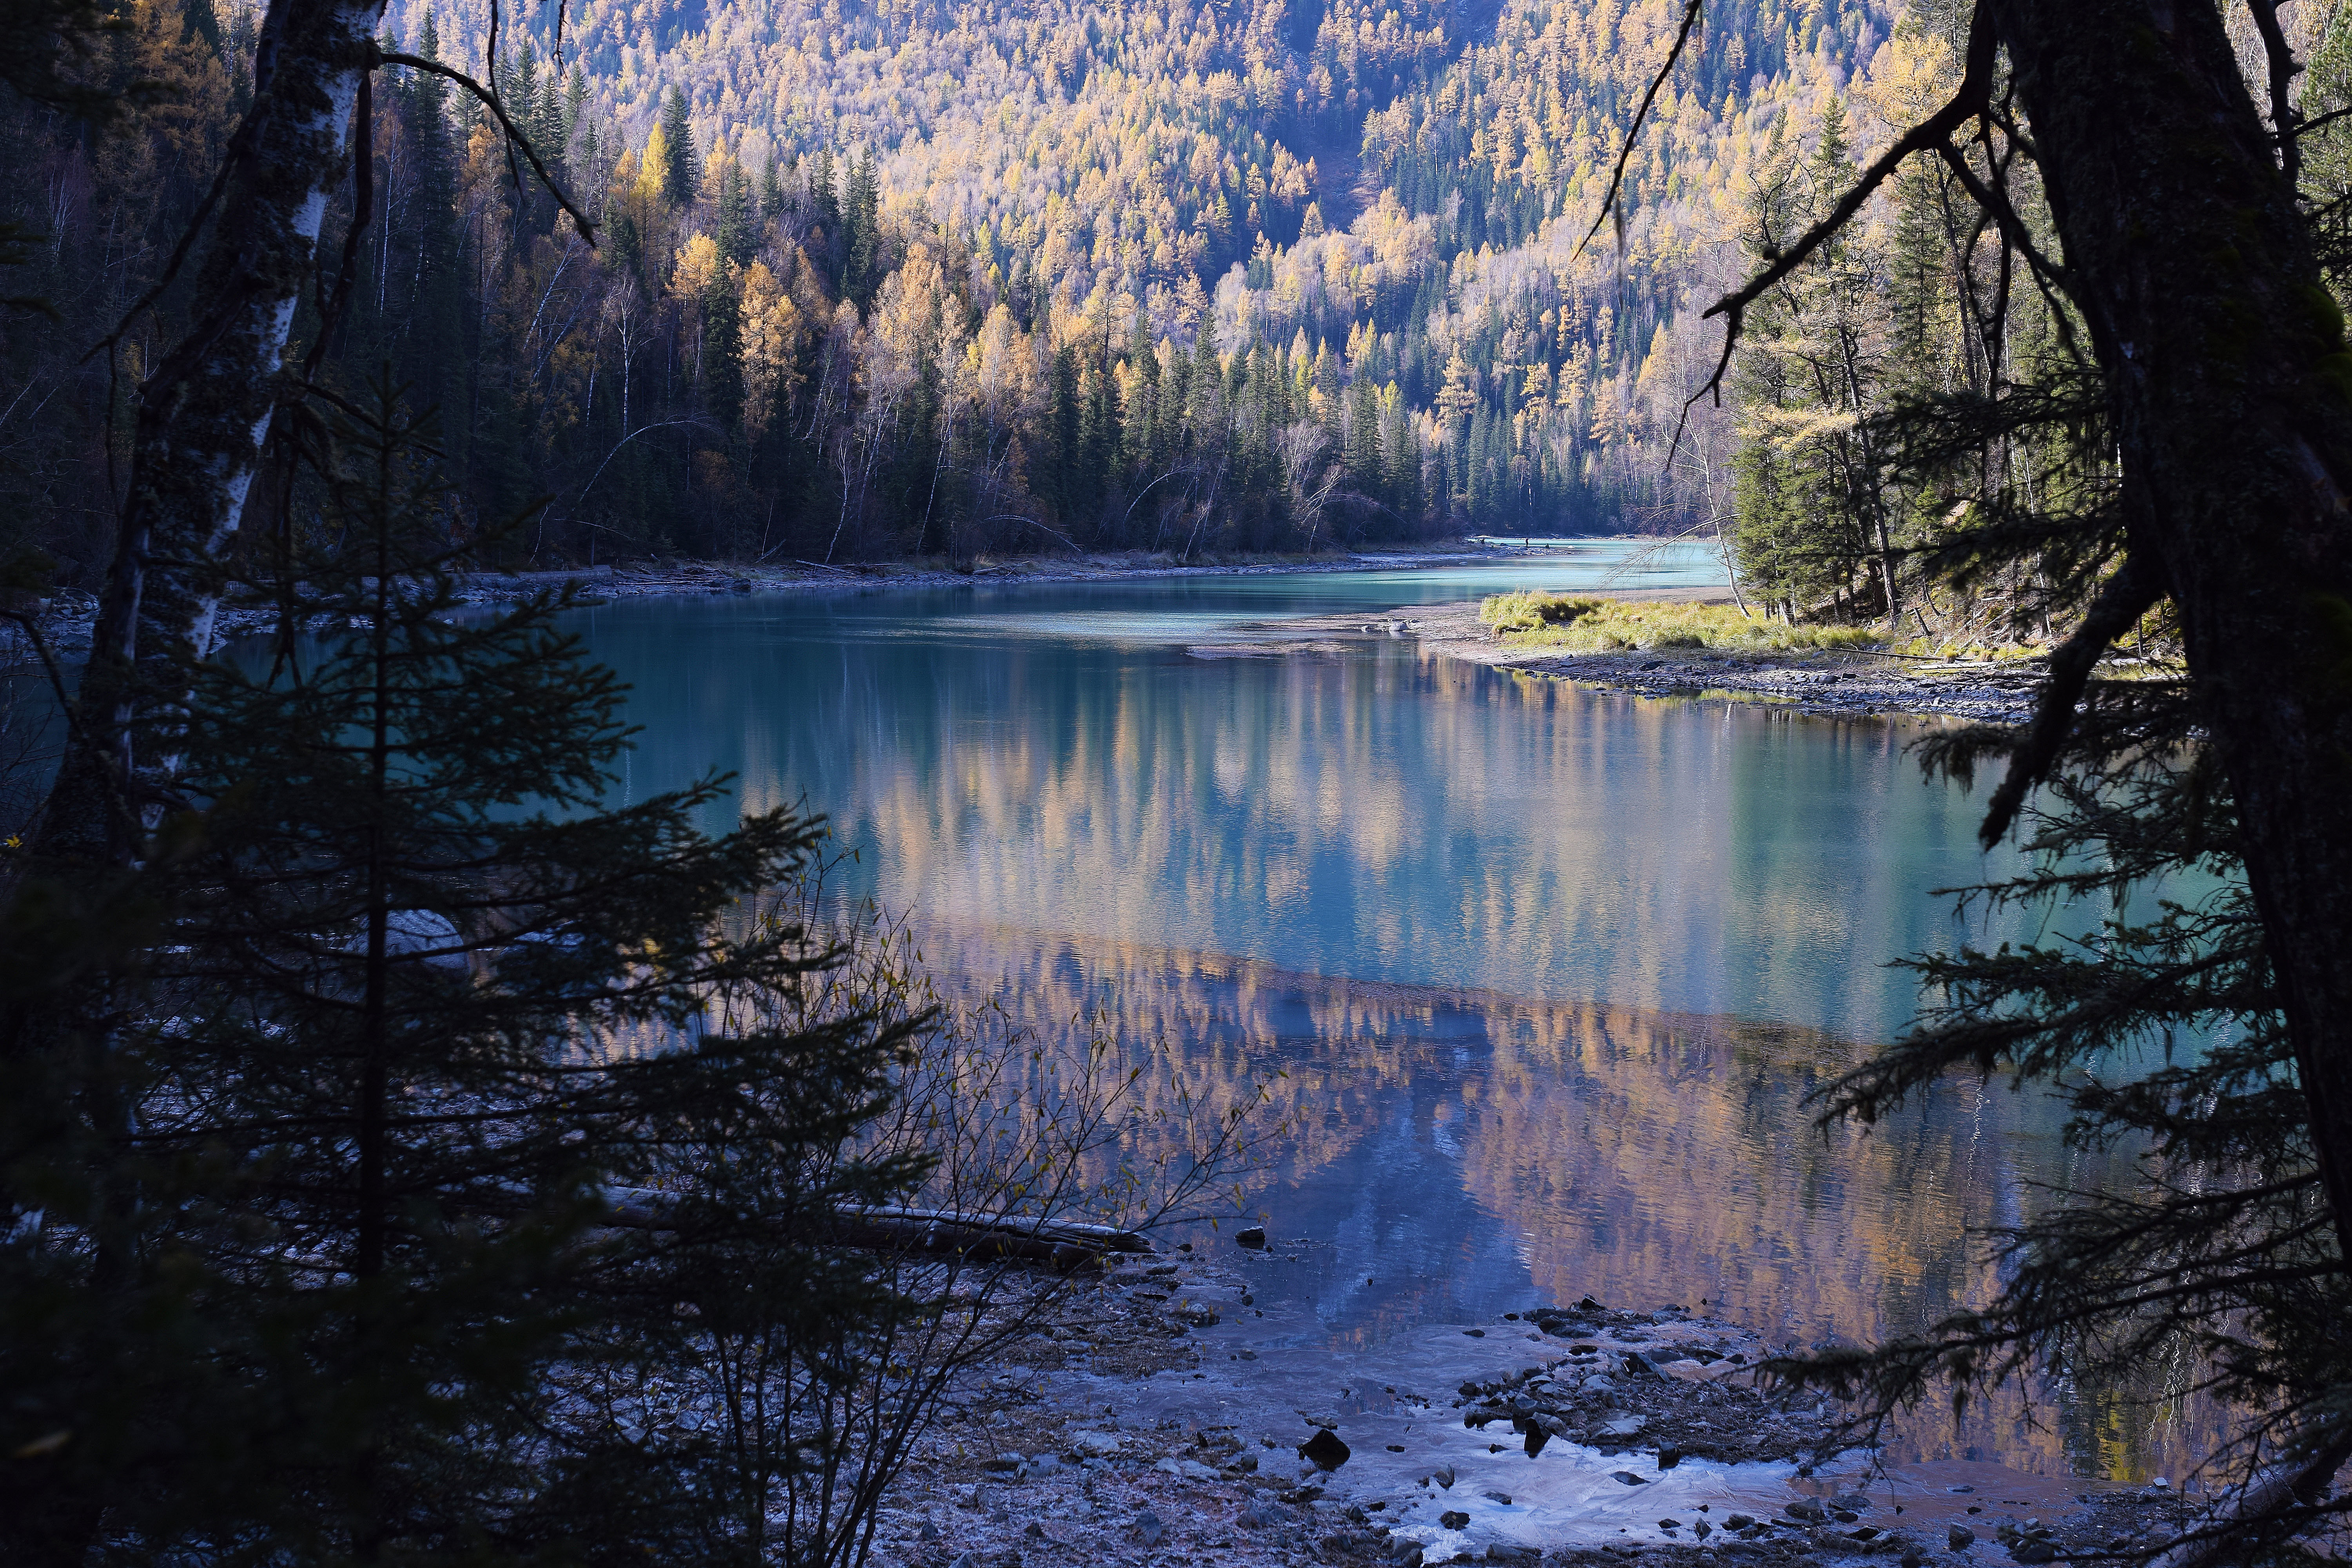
[573,544,2207,1486]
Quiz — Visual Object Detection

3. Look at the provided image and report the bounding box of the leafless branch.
[376,49,597,245]
[1977,552,2163,849]
[1574,0,1702,261]
[1664,3,1998,464]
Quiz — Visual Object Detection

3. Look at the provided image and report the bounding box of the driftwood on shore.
[597,1188,1153,1266]
[2144,1432,2352,1568]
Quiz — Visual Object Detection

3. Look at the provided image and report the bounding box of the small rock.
[1134,1509,1165,1545]
[1724,1515,1755,1530]
[1578,1295,1604,1310]
[1480,1490,1511,1506]
[1237,1226,1267,1249]
[982,1452,1023,1472]
[1391,1544,1425,1568]
[2013,1544,2058,1565]
[1240,1496,1294,1529]
[1786,1498,1826,1522]
[1024,1521,1046,1538]
[1433,1466,1456,1489]
[1610,1471,1649,1486]
[1693,1521,1712,1540]
[1299,1428,1352,1471]
[1831,1492,1870,1512]
[1463,1328,1486,1338]
[1949,1523,1976,1549]
[1069,1430,1123,1456]
[1581,1375,1617,1394]
[1656,1443,1682,1468]
[1439,1511,1470,1529]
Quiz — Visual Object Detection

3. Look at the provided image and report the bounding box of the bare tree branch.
[1682,4,1999,420]
[1977,552,2163,849]
[376,48,597,245]
[1573,0,1702,261]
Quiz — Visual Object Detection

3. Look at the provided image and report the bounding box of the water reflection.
[604,614,2004,1043]
[573,563,2206,1479]
[915,925,2218,1482]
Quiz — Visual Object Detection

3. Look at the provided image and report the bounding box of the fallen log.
[596,1189,1153,1266]
[2145,1429,2352,1568]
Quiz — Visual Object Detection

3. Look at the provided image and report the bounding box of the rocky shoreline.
[862,1247,2189,1568]
[1189,601,2051,726]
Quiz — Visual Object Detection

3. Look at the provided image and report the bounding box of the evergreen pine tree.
[1345,376,1382,499]
[658,85,698,208]
[1045,345,1082,525]
[704,263,747,428]
[717,159,755,269]
[1382,384,1423,526]
[758,150,785,231]
[841,150,881,312]
[1122,322,1160,481]
[562,64,586,152]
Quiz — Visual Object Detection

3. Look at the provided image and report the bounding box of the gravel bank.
[858,1249,2181,1568]
[1189,600,2049,726]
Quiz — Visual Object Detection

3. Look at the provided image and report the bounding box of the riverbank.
[1191,599,2055,726]
[867,1246,2190,1568]
[4,543,1529,664]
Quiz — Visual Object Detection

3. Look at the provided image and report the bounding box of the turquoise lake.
[572,543,2201,1477]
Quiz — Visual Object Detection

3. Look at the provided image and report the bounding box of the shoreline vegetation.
[1195,593,2118,727]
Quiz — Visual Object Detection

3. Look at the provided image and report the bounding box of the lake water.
[574,543,2205,1481]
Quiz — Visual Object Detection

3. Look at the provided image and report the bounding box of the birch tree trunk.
[1988,0,2352,1264]
[40,0,384,864]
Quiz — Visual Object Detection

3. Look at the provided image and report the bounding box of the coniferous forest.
[1,0,1931,575]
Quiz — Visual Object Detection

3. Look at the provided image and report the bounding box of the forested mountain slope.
[2,0,1899,573]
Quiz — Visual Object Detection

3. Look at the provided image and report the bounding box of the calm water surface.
[575,543,2200,1479]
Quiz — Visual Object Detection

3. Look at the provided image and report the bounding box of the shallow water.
[574,543,2210,1482]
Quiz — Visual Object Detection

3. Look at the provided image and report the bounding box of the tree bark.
[1985,0,2352,1265]
[38,0,384,864]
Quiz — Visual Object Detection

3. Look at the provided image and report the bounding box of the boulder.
[1298,1428,1352,1471]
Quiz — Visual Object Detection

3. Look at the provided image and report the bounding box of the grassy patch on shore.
[1479,593,1885,653]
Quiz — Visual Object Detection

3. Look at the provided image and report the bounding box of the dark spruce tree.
[659,83,699,209]
[0,381,935,1563]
